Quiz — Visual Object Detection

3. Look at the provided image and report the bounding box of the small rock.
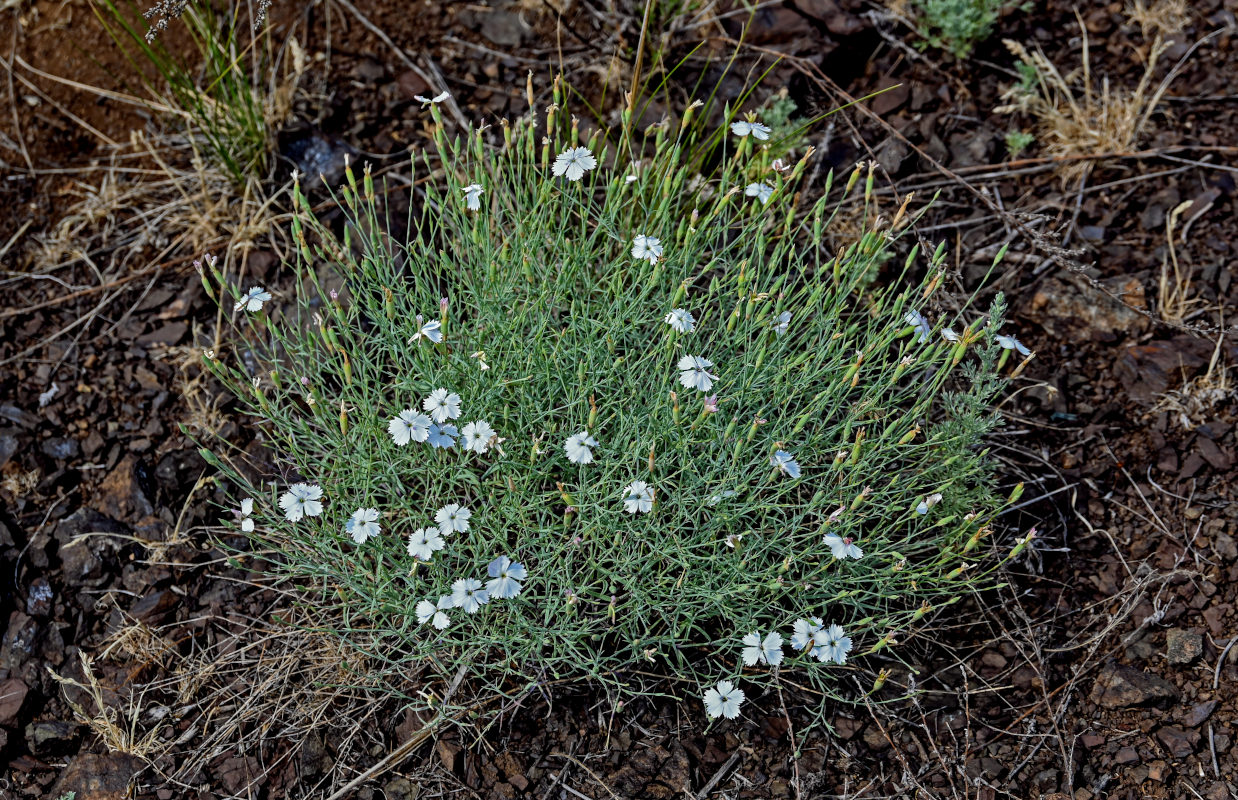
[1155,725,1198,758]
[834,715,864,740]
[1026,275,1148,342]
[1166,629,1203,665]
[437,740,463,773]
[40,437,79,460]
[50,752,141,800]
[383,777,418,800]
[129,590,177,624]
[1183,700,1218,728]
[1146,759,1168,781]
[300,733,332,777]
[0,430,18,467]
[1114,336,1215,405]
[1091,662,1177,708]
[1214,532,1237,561]
[94,455,156,523]
[981,650,1008,669]
[25,577,53,617]
[1,612,40,672]
[1080,733,1104,748]
[0,678,29,726]
[25,719,82,756]
[862,725,890,752]
[792,0,866,34]
[478,10,525,47]
[1113,746,1139,764]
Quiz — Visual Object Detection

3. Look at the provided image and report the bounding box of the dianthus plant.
[201,83,1025,727]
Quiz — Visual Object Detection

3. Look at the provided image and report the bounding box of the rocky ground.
[2,0,1237,798]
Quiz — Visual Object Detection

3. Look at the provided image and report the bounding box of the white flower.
[462,184,483,212]
[552,146,597,181]
[625,174,638,183]
[730,120,771,140]
[423,389,462,424]
[941,328,961,342]
[677,355,716,392]
[724,532,743,549]
[996,334,1032,355]
[451,578,490,614]
[427,422,458,449]
[916,492,943,515]
[631,234,663,265]
[665,308,695,333]
[745,182,774,204]
[770,450,800,479]
[407,527,445,561]
[236,498,255,532]
[234,286,272,313]
[564,431,598,465]
[818,624,853,664]
[703,680,745,720]
[823,533,863,560]
[435,503,471,536]
[388,409,431,446]
[415,596,452,629]
[461,420,496,454]
[412,316,443,344]
[345,507,381,544]
[742,631,785,667]
[486,555,527,599]
[279,483,323,522]
[622,480,654,514]
[904,310,931,344]
[414,90,451,106]
[773,311,791,337]
[791,617,824,650]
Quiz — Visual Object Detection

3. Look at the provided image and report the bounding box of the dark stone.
[1166,629,1203,665]
[26,719,82,756]
[1,612,40,672]
[0,405,39,429]
[1183,700,1218,728]
[129,590,178,624]
[1156,725,1199,758]
[0,430,18,468]
[1113,746,1139,764]
[300,732,332,777]
[0,677,30,726]
[25,577,53,617]
[50,752,142,800]
[40,437,80,460]
[54,508,126,588]
[1090,662,1177,708]
[383,777,417,800]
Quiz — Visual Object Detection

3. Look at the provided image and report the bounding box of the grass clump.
[93,0,284,184]
[200,83,1025,726]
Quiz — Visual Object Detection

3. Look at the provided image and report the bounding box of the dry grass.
[1153,331,1231,430]
[997,35,1170,182]
[994,3,1200,183]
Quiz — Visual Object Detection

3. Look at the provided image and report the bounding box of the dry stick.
[1208,636,1236,779]
[623,0,656,146]
[727,38,1237,340]
[695,748,743,799]
[330,0,468,131]
[5,25,33,173]
[554,751,621,800]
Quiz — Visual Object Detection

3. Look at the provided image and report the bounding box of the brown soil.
[2,1,1237,798]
